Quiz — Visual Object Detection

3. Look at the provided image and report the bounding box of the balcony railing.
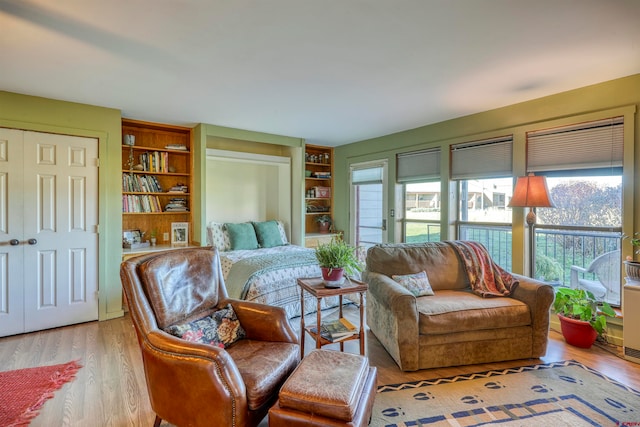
[404,220,622,306]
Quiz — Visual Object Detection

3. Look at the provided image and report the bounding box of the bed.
[207,220,344,318]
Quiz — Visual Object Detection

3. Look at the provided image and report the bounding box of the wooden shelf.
[123,170,190,177]
[122,119,193,249]
[305,144,334,242]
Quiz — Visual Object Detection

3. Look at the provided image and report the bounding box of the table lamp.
[508,173,555,276]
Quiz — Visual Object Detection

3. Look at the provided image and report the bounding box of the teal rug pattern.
[371,360,640,427]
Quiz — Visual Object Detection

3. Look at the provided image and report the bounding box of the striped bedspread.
[220,245,341,318]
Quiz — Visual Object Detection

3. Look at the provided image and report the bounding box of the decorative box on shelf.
[314,186,331,198]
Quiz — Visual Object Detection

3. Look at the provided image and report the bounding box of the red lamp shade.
[508,175,554,208]
[508,174,554,226]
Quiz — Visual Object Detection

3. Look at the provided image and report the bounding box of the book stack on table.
[310,317,357,342]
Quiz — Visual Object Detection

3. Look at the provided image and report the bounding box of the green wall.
[334,74,640,275]
[0,90,124,320]
[192,123,305,246]
[3,72,639,331]
[333,74,640,346]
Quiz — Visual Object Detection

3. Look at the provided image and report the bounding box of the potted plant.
[535,253,563,283]
[622,233,640,282]
[149,229,158,246]
[314,238,363,286]
[315,215,332,234]
[553,287,616,348]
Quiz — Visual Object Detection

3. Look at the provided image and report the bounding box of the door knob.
[9,239,19,246]
[28,238,37,245]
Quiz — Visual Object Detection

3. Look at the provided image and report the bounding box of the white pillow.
[391,271,435,297]
[275,220,289,245]
[207,222,231,252]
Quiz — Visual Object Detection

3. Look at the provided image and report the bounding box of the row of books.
[139,151,170,173]
[309,317,357,342]
[312,171,331,179]
[122,174,164,193]
[122,195,190,213]
[122,195,162,213]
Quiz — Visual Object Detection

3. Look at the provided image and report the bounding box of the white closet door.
[0,128,26,336]
[0,129,99,336]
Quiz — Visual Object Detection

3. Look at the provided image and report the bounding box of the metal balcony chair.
[570,249,620,300]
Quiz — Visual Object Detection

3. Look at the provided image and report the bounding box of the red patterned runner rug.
[0,360,82,426]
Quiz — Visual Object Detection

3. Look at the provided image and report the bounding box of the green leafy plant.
[553,287,616,336]
[535,254,563,282]
[314,238,363,276]
[315,215,332,225]
[623,232,640,257]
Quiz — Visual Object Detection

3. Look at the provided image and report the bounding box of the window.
[451,137,514,269]
[397,149,441,243]
[404,182,441,242]
[528,117,623,306]
[350,161,387,248]
[457,178,514,270]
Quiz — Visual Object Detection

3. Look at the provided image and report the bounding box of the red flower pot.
[321,267,344,285]
[318,221,330,234]
[558,314,597,349]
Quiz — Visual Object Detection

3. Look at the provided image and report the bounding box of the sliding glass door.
[350,160,387,248]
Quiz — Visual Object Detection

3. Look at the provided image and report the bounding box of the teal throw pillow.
[252,220,285,248]
[225,222,259,250]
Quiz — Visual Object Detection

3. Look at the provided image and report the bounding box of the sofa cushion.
[392,271,435,296]
[226,340,300,410]
[416,289,531,335]
[225,222,259,250]
[366,242,469,290]
[164,304,246,348]
[252,220,285,248]
[207,221,231,251]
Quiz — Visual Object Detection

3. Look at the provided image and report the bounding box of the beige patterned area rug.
[371,360,640,427]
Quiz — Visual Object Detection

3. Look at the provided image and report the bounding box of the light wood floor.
[1,306,639,427]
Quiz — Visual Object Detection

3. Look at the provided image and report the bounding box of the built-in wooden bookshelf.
[304,144,340,247]
[121,119,193,250]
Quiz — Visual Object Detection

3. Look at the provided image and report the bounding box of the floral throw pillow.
[164,304,246,348]
[207,222,231,252]
[391,271,435,297]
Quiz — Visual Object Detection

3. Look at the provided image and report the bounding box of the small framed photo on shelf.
[171,222,189,247]
[123,229,149,249]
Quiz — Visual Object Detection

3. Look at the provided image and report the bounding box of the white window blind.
[527,117,623,172]
[397,148,440,183]
[352,165,384,185]
[450,136,513,180]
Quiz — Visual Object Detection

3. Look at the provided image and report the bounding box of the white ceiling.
[2,0,639,147]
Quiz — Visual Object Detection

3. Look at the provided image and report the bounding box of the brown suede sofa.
[363,242,554,371]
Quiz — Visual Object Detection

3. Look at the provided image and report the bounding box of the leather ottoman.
[269,350,377,426]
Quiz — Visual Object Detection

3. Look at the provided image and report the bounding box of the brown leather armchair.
[120,247,300,427]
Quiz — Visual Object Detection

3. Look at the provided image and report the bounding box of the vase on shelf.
[624,260,640,282]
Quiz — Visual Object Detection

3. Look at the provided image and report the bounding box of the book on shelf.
[309,318,357,342]
[164,197,189,212]
[167,183,188,193]
[122,194,162,213]
[165,144,188,151]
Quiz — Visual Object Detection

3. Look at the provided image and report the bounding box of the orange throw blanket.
[446,240,518,297]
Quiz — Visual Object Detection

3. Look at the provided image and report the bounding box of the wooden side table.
[297,276,368,358]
